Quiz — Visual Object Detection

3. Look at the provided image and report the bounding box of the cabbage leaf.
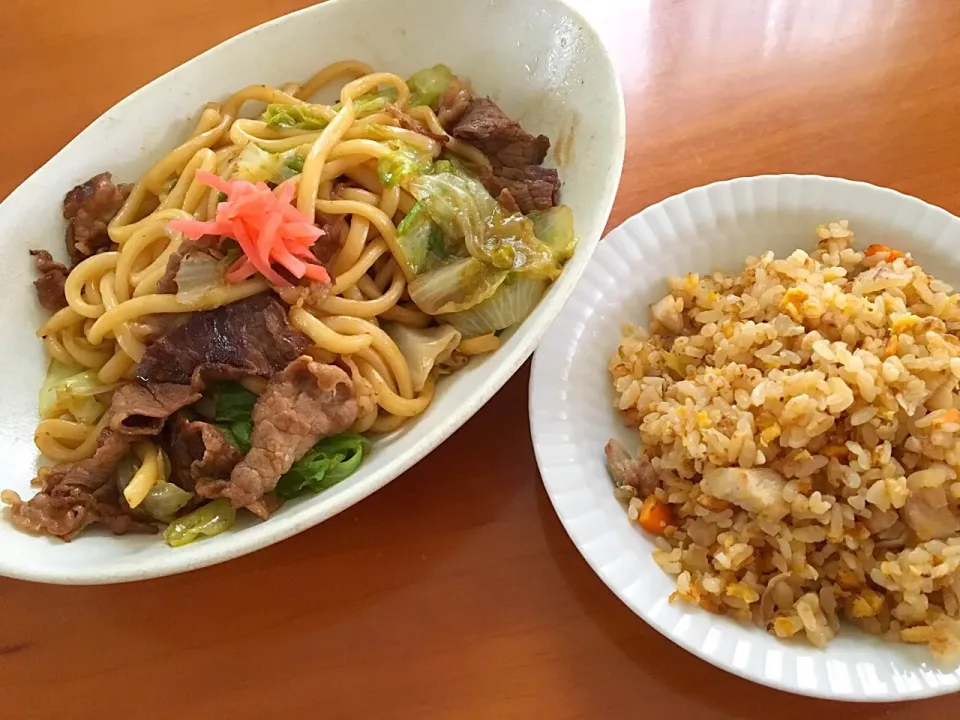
[406,64,456,109]
[407,256,508,315]
[39,359,114,424]
[440,274,547,338]
[233,144,304,184]
[383,322,461,391]
[377,142,433,188]
[396,201,447,275]
[262,104,329,130]
[530,204,578,263]
[406,165,562,280]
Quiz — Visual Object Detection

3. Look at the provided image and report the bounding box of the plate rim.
[529,173,960,702]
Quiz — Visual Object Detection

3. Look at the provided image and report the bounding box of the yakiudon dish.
[5,61,576,547]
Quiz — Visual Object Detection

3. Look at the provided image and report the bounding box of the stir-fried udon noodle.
[8,61,576,546]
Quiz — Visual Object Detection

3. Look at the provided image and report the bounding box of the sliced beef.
[39,430,133,493]
[450,97,550,167]
[437,78,474,129]
[30,249,69,312]
[63,172,131,265]
[484,164,560,214]
[167,414,242,493]
[314,212,348,268]
[208,357,357,509]
[6,431,155,541]
[245,494,283,521]
[446,96,560,214]
[6,376,199,541]
[109,383,202,435]
[136,294,311,388]
[604,439,659,497]
[5,481,155,541]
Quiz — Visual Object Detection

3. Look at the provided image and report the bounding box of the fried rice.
[607,221,960,660]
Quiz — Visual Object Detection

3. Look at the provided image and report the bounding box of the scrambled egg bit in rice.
[607,222,960,660]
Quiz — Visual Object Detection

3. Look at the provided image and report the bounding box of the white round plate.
[530,175,960,701]
[0,0,624,584]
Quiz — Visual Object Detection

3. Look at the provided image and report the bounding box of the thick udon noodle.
[36,61,500,466]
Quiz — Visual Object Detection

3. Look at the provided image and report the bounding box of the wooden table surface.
[1,0,959,717]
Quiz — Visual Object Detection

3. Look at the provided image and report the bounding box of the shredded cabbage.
[530,205,578,262]
[262,104,328,130]
[407,256,508,315]
[440,274,547,338]
[383,322,461,391]
[377,142,433,188]
[406,166,561,280]
[172,253,232,305]
[233,144,304,184]
[406,64,456,109]
[396,202,447,275]
[38,359,114,423]
[349,87,399,116]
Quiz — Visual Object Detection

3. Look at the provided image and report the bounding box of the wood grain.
[1,0,959,717]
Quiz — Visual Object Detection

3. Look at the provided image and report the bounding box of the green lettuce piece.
[212,383,256,452]
[274,434,369,500]
[262,104,329,130]
[164,498,236,547]
[406,64,456,109]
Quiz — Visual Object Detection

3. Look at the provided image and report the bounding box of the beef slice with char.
[446,96,560,214]
[136,294,311,388]
[6,431,155,541]
[450,97,551,167]
[30,249,69,312]
[63,172,131,264]
[109,383,202,435]
[211,357,357,509]
[166,414,242,494]
[6,381,200,541]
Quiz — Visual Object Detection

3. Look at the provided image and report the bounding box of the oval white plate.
[530,175,960,701]
[0,0,624,584]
